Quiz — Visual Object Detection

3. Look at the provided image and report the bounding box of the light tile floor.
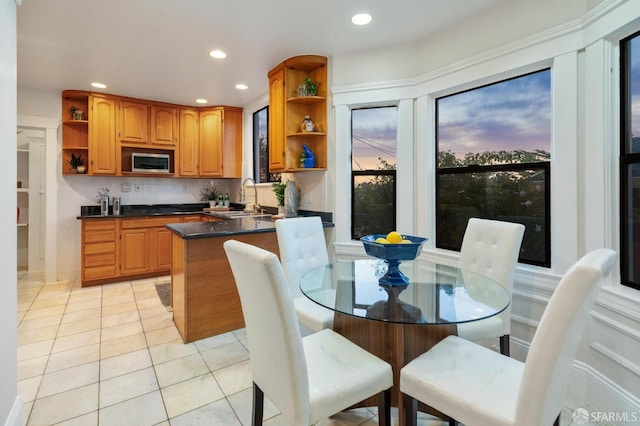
[17,271,449,426]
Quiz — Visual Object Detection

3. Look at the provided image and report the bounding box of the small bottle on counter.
[224,192,230,207]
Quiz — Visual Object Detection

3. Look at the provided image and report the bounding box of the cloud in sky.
[352,106,398,170]
[437,69,551,158]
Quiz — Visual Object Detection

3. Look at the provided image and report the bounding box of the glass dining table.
[299,258,510,421]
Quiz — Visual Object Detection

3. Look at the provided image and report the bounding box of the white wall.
[2,1,22,425]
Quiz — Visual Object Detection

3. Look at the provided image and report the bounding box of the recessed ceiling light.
[209,50,227,59]
[351,13,372,26]
[235,83,248,90]
[91,82,107,89]
[196,98,208,104]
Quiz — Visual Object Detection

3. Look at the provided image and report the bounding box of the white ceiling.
[17,0,504,107]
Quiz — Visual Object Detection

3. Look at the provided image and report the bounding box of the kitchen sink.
[213,210,272,220]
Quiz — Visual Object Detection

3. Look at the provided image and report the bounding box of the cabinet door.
[268,68,285,171]
[153,227,172,271]
[199,109,223,177]
[120,228,150,274]
[178,109,199,176]
[89,96,117,175]
[151,106,177,147]
[221,108,242,178]
[119,100,148,143]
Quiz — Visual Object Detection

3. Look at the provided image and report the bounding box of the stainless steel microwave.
[132,152,170,173]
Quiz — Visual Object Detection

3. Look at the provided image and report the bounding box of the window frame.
[619,29,640,290]
[350,105,399,240]
[434,69,552,267]
[252,106,280,184]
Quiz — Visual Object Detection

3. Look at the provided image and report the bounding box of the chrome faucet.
[242,177,258,212]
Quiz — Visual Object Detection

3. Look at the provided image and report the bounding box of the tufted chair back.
[276,216,329,298]
[515,248,617,425]
[223,240,310,424]
[459,218,525,339]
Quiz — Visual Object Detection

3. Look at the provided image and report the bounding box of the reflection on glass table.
[299,258,510,325]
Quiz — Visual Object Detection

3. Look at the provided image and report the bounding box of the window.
[436,69,551,266]
[252,106,280,183]
[620,31,640,290]
[351,106,397,239]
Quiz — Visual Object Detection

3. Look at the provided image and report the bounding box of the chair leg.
[377,388,391,426]
[500,334,510,356]
[402,393,417,426]
[252,382,264,426]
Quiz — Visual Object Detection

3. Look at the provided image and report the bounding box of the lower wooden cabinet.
[81,214,206,286]
[82,219,118,282]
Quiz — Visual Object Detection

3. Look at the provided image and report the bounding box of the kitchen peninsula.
[167,214,333,343]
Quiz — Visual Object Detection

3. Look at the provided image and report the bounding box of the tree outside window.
[351,107,398,239]
[436,69,552,266]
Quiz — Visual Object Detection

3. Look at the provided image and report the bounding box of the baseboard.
[4,395,23,426]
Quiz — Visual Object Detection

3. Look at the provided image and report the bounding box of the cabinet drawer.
[84,253,116,268]
[84,220,116,232]
[84,264,117,280]
[84,242,116,255]
[121,217,180,229]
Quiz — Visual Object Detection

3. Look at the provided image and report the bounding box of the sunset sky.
[437,69,551,160]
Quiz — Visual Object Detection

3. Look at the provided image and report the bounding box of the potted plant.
[272,181,286,215]
[67,153,84,173]
[70,106,83,120]
[200,186,219,208]
[303,77,320,96]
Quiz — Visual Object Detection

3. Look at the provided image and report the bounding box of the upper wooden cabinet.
[178,108,199,176]
[119,101,177,148]
[151,105,178,147]
[62,90,241,178]
[199,107,242,178]
[268,55,327,172]
[89,95,117,175]
[62,90,90,175]
[199,108,223,177]
[119,100,148,144]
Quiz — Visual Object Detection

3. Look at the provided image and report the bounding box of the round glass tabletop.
[299,258,510,325]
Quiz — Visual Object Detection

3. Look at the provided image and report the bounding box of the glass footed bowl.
[360,234,427,286]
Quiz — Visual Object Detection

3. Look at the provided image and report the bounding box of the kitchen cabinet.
[268,68,286,171]
[199,108,223,177]
[268,55,327,172]
[150,105,178,147]
[153,227,173,271]
[61,90,241,178]
[81,215,202,287]
[178,108,199,176]
[82,219,118,283]
[199,107,243,178]
[119,100,148,144]
[62,90,90,175]
[120,227,151,275]
[89,95,117,175]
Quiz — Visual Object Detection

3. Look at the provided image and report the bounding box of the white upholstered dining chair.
[275,216,334,332]
[457,218,525,355]
[223,240,393,426]
[400,248,617,426]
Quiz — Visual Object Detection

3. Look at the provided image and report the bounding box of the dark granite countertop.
[78,203,211,219]
[167,215,334,240]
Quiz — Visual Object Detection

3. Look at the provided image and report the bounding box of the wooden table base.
[332,312,457,424]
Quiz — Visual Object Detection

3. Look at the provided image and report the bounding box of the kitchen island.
[167,216,333,343]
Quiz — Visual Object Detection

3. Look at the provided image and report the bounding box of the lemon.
[375,237,389,244]
[401,239,412,244]
[386,231,403,244]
